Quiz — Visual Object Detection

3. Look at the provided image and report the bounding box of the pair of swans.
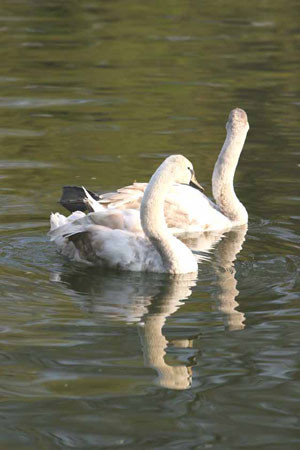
[50,108,249,274]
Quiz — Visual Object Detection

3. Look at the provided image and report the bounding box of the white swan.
[49,155,202,274]
[60,108,249,233]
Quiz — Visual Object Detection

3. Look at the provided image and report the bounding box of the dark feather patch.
[59,186,100,213]
[67,231,99,263]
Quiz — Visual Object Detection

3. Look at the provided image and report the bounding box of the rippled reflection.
[137,276,196,390]
[52,226,247,390]
[52,268,197,390]
[182,226,247,330]
[213,226,247,331]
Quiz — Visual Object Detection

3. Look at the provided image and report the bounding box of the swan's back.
[99,183,231,232]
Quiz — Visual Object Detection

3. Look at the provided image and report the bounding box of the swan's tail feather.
[50,212,67,231]
[99,183,146,209]
[48,211,86,239]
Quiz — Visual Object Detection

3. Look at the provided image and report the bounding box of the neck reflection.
[50,226,247,390]
[137,275,196,390]
[212,225,247,331]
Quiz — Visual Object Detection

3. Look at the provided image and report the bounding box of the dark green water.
[1,1,300,448]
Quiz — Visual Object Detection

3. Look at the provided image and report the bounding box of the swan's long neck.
[140,164,197,274]
[212,117,249,225]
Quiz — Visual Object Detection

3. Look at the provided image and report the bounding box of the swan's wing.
[100,182,231,232]
[164,184,231,232]
[88,208,142,233]
[49,208,142,242]
[100,182,147,209]
[50,218,164,272]
[58,182,231,233]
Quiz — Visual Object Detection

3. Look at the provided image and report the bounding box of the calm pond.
[0,1,299,449]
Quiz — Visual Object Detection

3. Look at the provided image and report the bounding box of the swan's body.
[60,108,249,234]
[49,155,201,274]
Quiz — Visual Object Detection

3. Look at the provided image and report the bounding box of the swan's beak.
[189,171,204,193]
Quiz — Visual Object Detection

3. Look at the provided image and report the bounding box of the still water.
[0,1,299,448]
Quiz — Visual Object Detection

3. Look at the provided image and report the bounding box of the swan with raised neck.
[59,108,250,232]
[212,108,249,225]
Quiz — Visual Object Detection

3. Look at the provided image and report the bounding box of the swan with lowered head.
[49,155,202,274]
[60,108,249,234]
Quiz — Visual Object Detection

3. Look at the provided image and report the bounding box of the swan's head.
[162,155,204,192]
[226,108,249,133]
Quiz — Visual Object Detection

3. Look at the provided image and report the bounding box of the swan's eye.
[188,166,193,175]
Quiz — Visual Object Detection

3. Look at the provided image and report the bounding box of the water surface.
[0,1,300,449]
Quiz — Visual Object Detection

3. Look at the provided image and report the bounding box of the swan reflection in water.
[181,224,247,332]
[213,225,247,331]
[51,225,247,389]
